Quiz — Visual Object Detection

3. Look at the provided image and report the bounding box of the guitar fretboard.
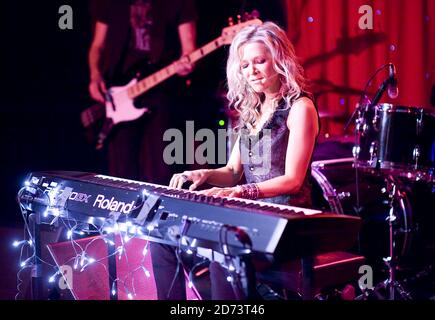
[127,37,225,99]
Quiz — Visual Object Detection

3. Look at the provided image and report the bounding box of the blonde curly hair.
[226,22,308,131]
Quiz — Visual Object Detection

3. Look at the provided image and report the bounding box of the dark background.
[0,0,287,227]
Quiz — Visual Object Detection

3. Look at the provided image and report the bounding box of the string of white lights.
[109,227,153,299]
[118,239,152,299]
[14,231,34,300]
[16,185,60,269]
[15,183,157,300]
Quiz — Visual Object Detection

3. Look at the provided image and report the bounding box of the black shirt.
[90,0,197,82]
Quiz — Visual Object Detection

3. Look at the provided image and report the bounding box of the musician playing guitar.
[88,0,197,184]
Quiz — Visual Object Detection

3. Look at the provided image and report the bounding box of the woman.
[153,21,319,300]
[170,22,319,207]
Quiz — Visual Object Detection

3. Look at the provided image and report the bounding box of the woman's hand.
[198,186,242,198]
[169,169,211,190]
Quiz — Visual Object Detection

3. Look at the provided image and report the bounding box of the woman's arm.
[255,97,319,197]
[205,136,244,187]
[199,97,319,199]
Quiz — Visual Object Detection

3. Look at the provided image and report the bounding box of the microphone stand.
[344,63,392,132]
[343,64,392,255]
[345,77,389,133]
[343,101,365,133]
[368,78,390,109]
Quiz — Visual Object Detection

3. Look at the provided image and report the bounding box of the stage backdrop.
[285,0,435,136]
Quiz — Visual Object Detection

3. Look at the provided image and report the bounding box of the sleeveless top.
[239,95,317,207]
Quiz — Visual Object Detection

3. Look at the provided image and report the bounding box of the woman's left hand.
[198,186,242,198]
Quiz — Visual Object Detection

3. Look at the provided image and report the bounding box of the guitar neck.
[127,36,225,99]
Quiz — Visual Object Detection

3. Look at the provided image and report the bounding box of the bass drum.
[311,158,435,272]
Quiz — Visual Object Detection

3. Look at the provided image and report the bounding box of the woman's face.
[239,42,280,96]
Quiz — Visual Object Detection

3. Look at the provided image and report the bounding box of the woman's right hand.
[169,169,211,191]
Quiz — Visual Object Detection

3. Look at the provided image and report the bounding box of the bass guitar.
[81,17,263,150]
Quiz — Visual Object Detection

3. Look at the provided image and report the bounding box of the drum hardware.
[412,146,421,169]
[369,141,378,167]
[352,145,361,158]
[352,156,364,217]
[372,108,381,131]
[346,102,366,134]
[337,192,351,200]
[416,109,424,135]
[354,114,363,134]
[371,177,413,300]
[362,122,369,135]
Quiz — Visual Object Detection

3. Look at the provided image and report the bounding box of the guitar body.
[80,79,150,148]
[106,79,149,125]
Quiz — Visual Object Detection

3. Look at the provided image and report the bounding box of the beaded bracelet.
[239,183,260,200]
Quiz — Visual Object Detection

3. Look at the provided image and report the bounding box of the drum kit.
[312,65,435,300]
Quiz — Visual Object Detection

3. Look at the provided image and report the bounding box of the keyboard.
[19,171,361,261]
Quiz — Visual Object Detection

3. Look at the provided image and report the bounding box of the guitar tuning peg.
[243,12,250,21]
[228,17,234,26]
[237,15,241,24]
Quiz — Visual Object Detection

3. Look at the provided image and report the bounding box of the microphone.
[387,63,399,99]
[368,63,399,108]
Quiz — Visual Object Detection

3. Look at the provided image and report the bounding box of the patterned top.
[239,96,317,207]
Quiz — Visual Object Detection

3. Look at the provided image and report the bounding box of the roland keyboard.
[19,171,361,261]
